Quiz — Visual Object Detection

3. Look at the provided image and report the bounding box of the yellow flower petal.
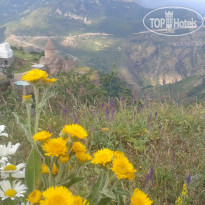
[27,190,42,204]
[59,153,69,163]
[111,155,137,181]
[75,152,92,162]
[40,186,74,205]
[91,148,114,166]
[131,188,153,205]
[22,69,48,82]
[52,164,58,175]
[33,131,52,142]
[41,163,49,174]
[62,124,88,139]
[72,142,87,153]
[42,137,68,157]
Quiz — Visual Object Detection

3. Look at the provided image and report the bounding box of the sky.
[137,0,205,15]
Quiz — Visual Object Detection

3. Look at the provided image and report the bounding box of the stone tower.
[44,39,56,60]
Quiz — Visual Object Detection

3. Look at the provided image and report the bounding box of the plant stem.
[26,103,32,140]
[103,168,110,189]
[34,87,40,133]
[48,158,54,186]
[55,163,64,185]
[110,180,119,190]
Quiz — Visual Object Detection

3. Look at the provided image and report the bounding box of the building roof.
[31,64,45,68]
[44,39,56,50]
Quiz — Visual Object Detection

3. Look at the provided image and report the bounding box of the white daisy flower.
[0,125,8,137]
[0,142,20,157]
[12,169,25,179]
[0,180,27,200]
[0,163,25,179]
[0,157,9,165]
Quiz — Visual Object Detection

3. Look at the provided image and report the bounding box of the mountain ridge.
[1,0,205,92]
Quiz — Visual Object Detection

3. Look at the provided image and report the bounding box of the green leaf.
[13,112,33,144]
[62,177,84,188]
[114,188,130,196]
[25,147,42,194]
[56,173,83,187]
[38,92,55,109]
[101,189,116,200]
[117,195,125,205]
[98,198,113,205]
[87,170,105,204]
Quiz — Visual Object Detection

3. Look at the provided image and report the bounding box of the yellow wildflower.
[91,148,114,166]
[41,163,49,174]
[27,190,42,204]
[33,131,52,142]
[176,196,183,205]
[75,152,92,162]
[182,183,188,197]
[62,124,88,139]
[40,186,74,205]
[22,95,32,104]
[59,153,69,163]
[131,188,153,205]
[72,142,87,153]
[22,69,48,82]
[73,196,89,205]
[52,164,58,175]
[22,95,32,100]
[111,155,137,181]
[101,128,109,131]
[42,78,56,83]
[42,137,68,157]
[114,151,125,158]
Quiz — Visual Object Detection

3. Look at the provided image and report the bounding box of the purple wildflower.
[149,166,154,180]
[186,174,191,185]
[111,108,115,119]
[49,125,52,133]
[106,105,110,120]
[74,114,78,123]
[155,112,158,119]
[145,166,154,186]
[64,108,68,116]
[148,114,152,123]
[145,174,150,186]
[101,103,104,109]
[110,98,114,108]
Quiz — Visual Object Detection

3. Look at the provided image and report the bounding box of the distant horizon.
[137,0,205,15]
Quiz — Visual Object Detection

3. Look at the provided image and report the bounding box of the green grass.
[1,86,205,204]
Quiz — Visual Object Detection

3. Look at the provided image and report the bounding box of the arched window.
[4,60,8,65]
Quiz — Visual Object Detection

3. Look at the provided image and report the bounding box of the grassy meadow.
[0,79,204,204]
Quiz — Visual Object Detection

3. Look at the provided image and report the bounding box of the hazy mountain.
[0,0,148,38]
[1,0,205,91]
